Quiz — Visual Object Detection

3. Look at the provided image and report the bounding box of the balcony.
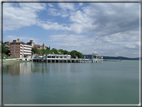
[24,47,31,50]
[24,45,32,48]
[24,50,31,52]
[24,53,31,55]
[20,46,24,49]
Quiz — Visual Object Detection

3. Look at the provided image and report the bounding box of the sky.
[2,2,140,58]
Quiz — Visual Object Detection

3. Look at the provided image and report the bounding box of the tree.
[45,50,51,54]
[24,55,28,57]
[63,50,68,55]
[3,53,6,58]
[32,48,38,54]
[2,46,10,55]
[51,48,58,54]
[58,49,64,54]
[46,46,50,51]
[5,46,10,50]
[70,50,77,58]
[67,52,70,55]
[36,49,41,55]
[2,46,7,54]
[76,52,83,58]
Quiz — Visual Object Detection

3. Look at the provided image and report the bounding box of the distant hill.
[82,55,140,60]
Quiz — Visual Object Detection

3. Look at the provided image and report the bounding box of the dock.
[22,53,103,63]
[32,58,103,63]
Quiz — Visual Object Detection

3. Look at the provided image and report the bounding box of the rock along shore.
[1,60,32,66]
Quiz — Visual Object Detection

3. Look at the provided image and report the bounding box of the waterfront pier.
[32,58,103,63]
[31,53,103,63]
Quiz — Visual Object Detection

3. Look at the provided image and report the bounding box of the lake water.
[3,60,139,104]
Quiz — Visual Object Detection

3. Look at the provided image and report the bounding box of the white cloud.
[3,35,41,45]
[68,3,139,35]
[48,34,95,51]
[79,3,83,6]
[47,31,139,57]
[48,34,88,42]
[3,3,46,31]
[3,3,140,57]
[58,3,75,11]
[47,7,69,17]
[48,3,54,7]
[37,20,70,30]
[47,8,61,16]
[101,30,139,43]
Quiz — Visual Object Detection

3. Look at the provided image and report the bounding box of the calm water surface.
[3,60,139,104]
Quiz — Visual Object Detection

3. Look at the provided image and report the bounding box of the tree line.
[1,45,83,58]
[32,48,83,58]
[1,46,10,58]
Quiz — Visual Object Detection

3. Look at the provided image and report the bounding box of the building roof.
[34,44,40,46]
[47,54,71,56]
[10,42,25,44]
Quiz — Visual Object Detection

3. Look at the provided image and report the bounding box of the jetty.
[31,53,103,63]
[32,58,103,63]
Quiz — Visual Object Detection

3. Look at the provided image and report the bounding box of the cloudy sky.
[3,2,140,57]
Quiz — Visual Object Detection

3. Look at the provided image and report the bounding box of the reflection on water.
[3,61,139,104]
[3,62,73,75]
[3,62,47,75]
[3,62,32,75]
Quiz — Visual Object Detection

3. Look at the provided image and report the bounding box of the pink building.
[10,39,32,58]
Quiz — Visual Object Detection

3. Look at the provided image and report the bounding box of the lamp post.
[8,53,10,57]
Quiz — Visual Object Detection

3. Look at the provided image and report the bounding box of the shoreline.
[1,60,32,66]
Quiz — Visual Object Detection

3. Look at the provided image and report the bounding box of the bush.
[3,53,6,58]
[24,55,28,58]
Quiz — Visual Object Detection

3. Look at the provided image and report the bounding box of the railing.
[24,53,31,55]
[24,45,32,48]
[24,50,31,52]
[20,46,24,49]
[24,47,31,50]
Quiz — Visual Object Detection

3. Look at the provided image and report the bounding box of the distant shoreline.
[0,59,140,67]
[83,55,140,60]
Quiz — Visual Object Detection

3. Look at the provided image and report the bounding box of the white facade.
[32,54,71,59]
[46,54,71,59]
[24,44,32,58]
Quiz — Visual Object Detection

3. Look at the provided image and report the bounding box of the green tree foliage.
[58,49,64,54]
[70,50,83,58]
[2,46,7,53]
[32,48,38,54]
[70,50,77,58]
[2,46,10,55]
[24,55,28,57]
[76,52,83,58]
[3,53,6,58]
[51,48,58,54]
[46,46,50,51]
[31,47,83,58]
[63,50,68,55]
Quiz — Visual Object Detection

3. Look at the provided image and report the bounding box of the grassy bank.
[1,60,32,66]
[3,60,22,63]
[6,57,20,59]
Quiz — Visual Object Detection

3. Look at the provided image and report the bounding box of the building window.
[52,56,55,58]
